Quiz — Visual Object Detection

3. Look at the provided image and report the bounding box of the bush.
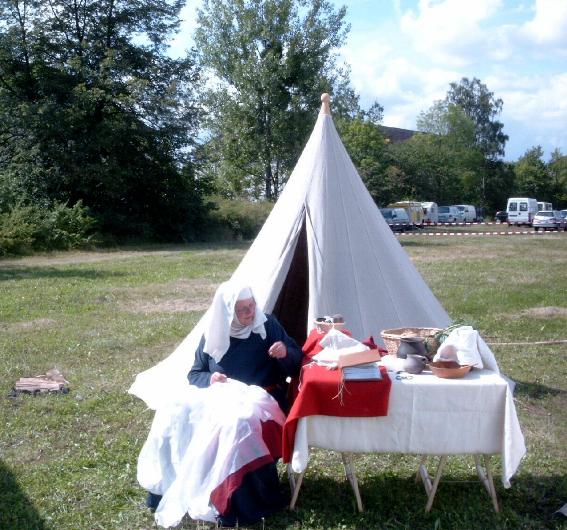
[0,202,97,256]
[205,198,274,240]
[0,206,36,255]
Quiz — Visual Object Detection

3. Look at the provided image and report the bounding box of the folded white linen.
[313,328,368,366]
[137,380,285,528]
[433,326,499,372]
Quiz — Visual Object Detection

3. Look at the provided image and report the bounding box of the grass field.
[1,232,566,530]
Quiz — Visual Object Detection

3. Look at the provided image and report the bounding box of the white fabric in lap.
[137,380,285,527]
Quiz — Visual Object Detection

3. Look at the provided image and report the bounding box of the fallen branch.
[487,339,567,346]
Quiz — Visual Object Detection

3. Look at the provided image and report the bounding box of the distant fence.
[397,230,562,237]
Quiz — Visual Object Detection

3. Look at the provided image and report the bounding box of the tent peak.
[320,93,331,115]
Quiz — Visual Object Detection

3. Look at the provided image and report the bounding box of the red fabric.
[361,335,388,356]
[288,328,354,405]
[302,327,353,359]
[261,419,283,460]
[288,329,387,405]
[209,419,282,515]
[282,364,391,463]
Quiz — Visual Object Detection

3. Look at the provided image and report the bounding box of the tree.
[335,112,391,204]
[387,133,466,205]
[412,78,510,209]
[514,146,552,201]
[385,100,485,205]
[194,0,350,200]
[445,77,508,160]
[0,0,203,238]
[548,149,567,207]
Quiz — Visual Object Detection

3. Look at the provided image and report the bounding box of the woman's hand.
[210,372,227,384]
[268,341,287,359]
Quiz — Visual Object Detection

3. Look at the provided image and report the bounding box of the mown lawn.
[1,234,566,530]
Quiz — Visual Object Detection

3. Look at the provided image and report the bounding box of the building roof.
[380,125,417,143]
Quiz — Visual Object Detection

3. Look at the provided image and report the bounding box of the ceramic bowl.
[428,361,472,379]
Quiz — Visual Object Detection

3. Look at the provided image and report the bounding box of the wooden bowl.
[428,361,472,379]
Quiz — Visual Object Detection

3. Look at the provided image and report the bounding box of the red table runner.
[282,363,391,462]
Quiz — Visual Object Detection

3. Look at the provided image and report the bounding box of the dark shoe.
[217,514,237,527]
[146,492,162,512]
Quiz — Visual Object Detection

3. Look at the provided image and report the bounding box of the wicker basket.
[380,327,442,357]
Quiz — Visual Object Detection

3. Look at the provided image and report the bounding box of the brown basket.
[380,327,442,356]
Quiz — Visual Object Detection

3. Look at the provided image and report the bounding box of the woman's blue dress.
[187,314,302,526]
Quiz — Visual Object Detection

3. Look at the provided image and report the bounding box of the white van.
[421,202,438,223]
[537,201,553,212]
[438,205,461,223]
[506,197,538,226]
[455,204,477,223]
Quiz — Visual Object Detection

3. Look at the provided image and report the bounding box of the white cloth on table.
[433,326,499,371]
[290,368,526,488]
[137,380,285,528]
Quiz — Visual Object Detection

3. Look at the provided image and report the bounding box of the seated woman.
[142,282,302,528]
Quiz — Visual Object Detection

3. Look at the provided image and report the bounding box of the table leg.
[474,455,499,512]
[341,452,363,512]
[288,464,306,510]
[417,455,448,512]
[416,455,428,483]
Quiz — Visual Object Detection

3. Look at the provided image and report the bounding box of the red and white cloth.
[137,380,285,528]
[283,363,391,464]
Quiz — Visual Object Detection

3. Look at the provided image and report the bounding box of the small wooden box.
[338,349,381,368]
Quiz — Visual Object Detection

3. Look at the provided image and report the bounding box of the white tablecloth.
[290,368,526,488]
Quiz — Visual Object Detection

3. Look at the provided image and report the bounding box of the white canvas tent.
[129,94,451,409]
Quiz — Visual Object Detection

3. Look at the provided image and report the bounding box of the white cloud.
[521,0,567,45]
[483,71,567,158]
[399,0,503,66]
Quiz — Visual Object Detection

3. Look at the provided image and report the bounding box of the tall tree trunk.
[264,161,273,200]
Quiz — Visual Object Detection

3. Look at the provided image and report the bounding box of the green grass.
[1,234,566,529]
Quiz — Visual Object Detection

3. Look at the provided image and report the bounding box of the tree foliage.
[194,0,350,199]
[445,77,508,160]
[0,0,204,239]
[512,146,567,208]
[547,149,567,206]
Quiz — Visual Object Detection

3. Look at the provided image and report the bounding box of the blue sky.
[171,0,567,161]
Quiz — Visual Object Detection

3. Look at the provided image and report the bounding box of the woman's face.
[234,297,256,326]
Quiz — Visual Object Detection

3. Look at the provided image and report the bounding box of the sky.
[170,0,567,162]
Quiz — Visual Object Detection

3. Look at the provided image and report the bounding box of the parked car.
[438,205,461,223]
[380,207,411,232]
[494,211,508,223]
[532,211,567,231]
[455,204,477,222]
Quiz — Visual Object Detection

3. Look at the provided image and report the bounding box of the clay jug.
[403,354,428,374]
[396,336,426,358]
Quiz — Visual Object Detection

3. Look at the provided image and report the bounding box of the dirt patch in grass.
[131,297,209,313]
[505,306,567,320]
[0,318,56,332]
[0,249,187,267]
[118,278,217,314]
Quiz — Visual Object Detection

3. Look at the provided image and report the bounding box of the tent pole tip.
[320,93,331,115]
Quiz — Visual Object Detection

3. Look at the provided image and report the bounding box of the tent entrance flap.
[272,217,308,347]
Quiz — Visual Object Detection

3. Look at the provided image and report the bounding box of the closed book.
[338,348,381,368]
